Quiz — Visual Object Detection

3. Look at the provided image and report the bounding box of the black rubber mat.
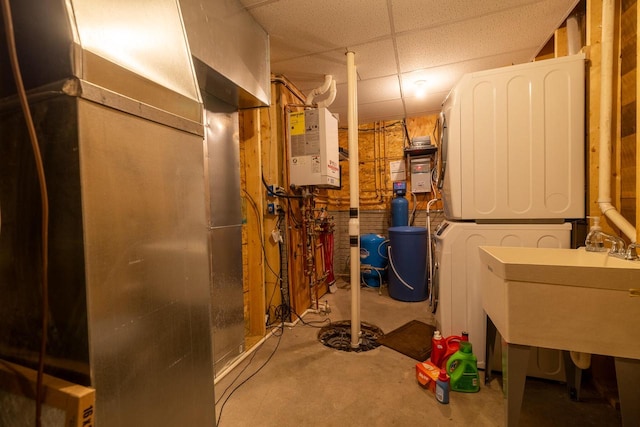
[376,320,435,361]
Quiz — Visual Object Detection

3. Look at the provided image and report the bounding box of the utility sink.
[480,246,640,427]
[479,246,640,359]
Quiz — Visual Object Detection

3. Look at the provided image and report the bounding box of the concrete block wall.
[331,209,445,276]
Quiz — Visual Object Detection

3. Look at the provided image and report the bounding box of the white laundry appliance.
[432,54,586,381]
[439,53,585,221]
[433,220,570,379]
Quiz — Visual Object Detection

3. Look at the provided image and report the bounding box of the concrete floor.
[214,281,621,427]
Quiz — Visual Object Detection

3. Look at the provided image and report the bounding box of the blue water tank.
[391,195,408,227]
[360,234,388,287]
[387,226,428,301]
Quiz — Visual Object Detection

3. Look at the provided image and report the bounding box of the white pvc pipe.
[566,11,582,56]
[598,0,637,242]
[317,80,337,109]
[306,75,333,106]
[347,51,361,349]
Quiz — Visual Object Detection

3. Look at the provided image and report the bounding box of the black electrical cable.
[243,190,282,282]
[1,2,49,426]
[261,173,303,199]
[289,308,332,328]
[215,323,284,427]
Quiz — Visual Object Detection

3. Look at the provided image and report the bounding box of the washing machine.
[433,220,570,380]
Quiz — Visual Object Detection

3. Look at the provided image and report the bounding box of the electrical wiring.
[242,190,282,282]
[261,173,303,199]
[215,307,329,426]
[1,2,49,426]
[289,308,331,328]
[215,323,284,427]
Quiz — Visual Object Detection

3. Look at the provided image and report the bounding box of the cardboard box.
[416,360,440,392]
[0,359,95,427]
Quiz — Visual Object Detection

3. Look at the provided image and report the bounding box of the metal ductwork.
[0,0,269,424]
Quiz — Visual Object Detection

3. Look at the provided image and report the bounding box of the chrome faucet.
[604,234,627,257]
[584,229,627,257]
[625,243,638,260]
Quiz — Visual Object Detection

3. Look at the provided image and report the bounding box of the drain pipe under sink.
[347,51,361,349]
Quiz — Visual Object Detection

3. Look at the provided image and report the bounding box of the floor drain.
[317,320,384,352]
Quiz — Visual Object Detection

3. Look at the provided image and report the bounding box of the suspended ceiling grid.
[240,0,580,127]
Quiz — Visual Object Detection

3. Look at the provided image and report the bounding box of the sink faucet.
[585,229,626,257]
[604,234,627,257]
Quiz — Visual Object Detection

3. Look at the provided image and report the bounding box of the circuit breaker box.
[288,108,340,188]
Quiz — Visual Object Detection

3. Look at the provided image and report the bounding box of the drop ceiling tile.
[347,38,398,80]
[404,90,450,117]
[390,0,544,33]
[358,98,406,124]
[395,0,576,72]
[356,76,402,104]
[271,49,347,91]
[398,48,535,98]
[271,37,399,90]
[246,0,391,61]
[329,76,401,111]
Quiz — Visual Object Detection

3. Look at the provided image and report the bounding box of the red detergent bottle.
[431,330,445,366]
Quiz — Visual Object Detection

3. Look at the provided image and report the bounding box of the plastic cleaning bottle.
[585,216,607,252]
[446,341,480,392]
[431,330,445,367]
[435,368,450,404]
[439,334,463,369]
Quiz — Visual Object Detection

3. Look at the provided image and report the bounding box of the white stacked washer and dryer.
[433,53,586,379]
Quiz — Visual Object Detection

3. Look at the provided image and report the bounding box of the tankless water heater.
[288,108,340,188]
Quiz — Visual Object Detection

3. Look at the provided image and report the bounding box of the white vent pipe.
[566,10,582,55]
[346,51,361,349]
[317,80,337,108]
[306,75,333,106]
[598,0,637,242]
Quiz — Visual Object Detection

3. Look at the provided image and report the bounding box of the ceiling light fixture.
[414,80,428,98]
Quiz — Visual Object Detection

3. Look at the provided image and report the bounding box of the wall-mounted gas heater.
[288,108,340,187]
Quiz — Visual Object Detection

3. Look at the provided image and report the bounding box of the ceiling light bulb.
[414,80,427,98]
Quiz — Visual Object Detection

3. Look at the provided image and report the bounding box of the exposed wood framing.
[637,0,640,242]
[322,116,440,212]
[239,108,267,348]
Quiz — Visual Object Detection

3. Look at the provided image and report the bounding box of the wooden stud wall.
[239,108,266,348]
[621,0,637,225]
[321,115,441,213]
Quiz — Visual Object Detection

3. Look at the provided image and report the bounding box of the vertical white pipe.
[347,51,361,348]
[566,11,582,55]
[598,0,637,242]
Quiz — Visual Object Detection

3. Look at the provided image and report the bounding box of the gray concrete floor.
[214,280,621,427]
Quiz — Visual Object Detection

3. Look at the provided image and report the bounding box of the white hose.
[426,198,441,289]
[387,246,414,290]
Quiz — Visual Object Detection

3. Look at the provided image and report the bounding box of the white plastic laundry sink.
[479,246,640,359]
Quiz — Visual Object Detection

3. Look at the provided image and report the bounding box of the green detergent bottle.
[445,341,480,392]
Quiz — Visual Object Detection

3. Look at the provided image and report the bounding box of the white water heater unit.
[288,108,340,187]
